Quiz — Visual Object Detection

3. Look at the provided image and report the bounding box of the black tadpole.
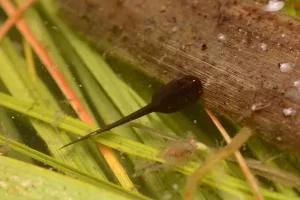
[60,75,203,149]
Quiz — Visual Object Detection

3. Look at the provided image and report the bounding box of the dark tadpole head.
[151,75,203,113]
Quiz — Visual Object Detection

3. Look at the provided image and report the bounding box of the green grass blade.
[0,156,148,200]
[1,92,299,199]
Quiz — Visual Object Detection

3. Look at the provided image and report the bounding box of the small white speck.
[193,120,197,124]
[148,84,152,88]
[278,62,295,73]
[283,108,296,116]
[263,0,284,12]
[52,26,58,30]
[293,80,300,89]
[172,183,179,190]
[0,181,7,188]
[260,43,268,51]
[78,84,82,87]
[217,33,226,42]
[11,116,14,119]
[276,136,282,141]
[281,34,285,37]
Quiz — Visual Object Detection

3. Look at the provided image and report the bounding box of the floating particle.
[283,108,296,117]
[278,62,295,73]
[172,183,179,190]
[263,0,284,12]
[294,80,300,89]
[276,136,282,141]
[193,120,197,124]
[260,43,268,51]
[217,33,226,42]
[201,43,207,50]
[159,136,198,166]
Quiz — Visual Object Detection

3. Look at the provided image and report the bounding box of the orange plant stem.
[0,0,135,191]
[205,108,263,200]
[0,0,38,42]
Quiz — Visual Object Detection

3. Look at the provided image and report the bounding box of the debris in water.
[283,108,296,117]
[217,33,226,42]
[251,102,271,111]
[172,183,179,190]
[294,80,300,90]
[160,136,198,167]
[278,62,295,73]
[134,136,198,176]
[263,0,284,12]
[201,43,207,50]
[260,43,268,51]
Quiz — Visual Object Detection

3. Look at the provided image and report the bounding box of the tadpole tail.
[60,104,155,149]
[59,132,96,149]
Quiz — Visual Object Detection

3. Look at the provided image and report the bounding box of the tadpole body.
[60,75,203,149]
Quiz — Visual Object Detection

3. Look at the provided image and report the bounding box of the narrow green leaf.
[0,156,149,200]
